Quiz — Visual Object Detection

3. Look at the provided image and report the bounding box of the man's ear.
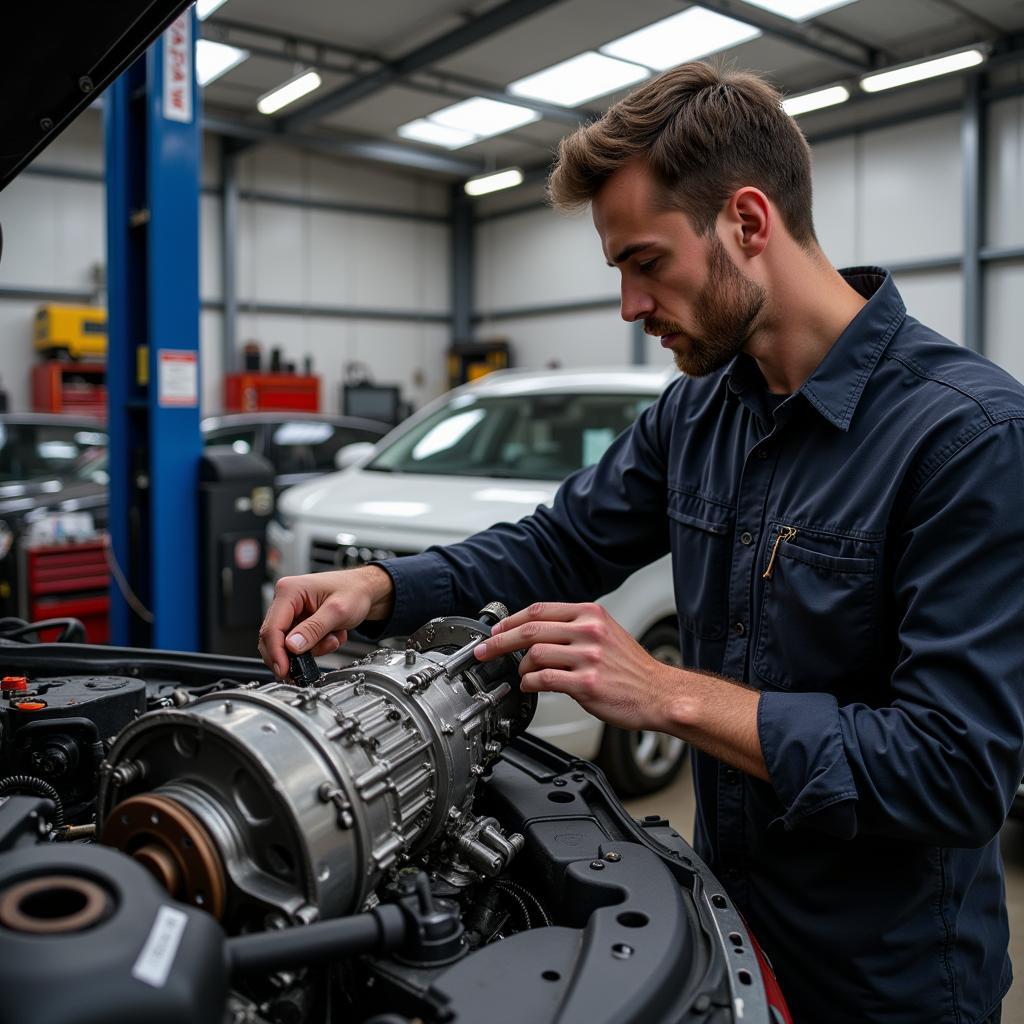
[728,187,771,258]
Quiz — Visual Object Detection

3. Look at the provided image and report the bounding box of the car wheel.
[597,622,688,797]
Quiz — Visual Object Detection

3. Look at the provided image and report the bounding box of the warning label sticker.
[158,350,198,408]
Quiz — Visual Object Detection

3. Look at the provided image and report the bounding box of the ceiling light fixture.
[782,84,850,116]
[195,0,231,19]
[257,70,323,115]
[464,167,525,196]
[509,52,649,108]
[601,7,761,72]
[195,39,248,87]
[860,47,985,93]
[739,0,857,21]
[397,118,477,150]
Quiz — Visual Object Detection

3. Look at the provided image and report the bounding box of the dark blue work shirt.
[376,269,1024,1023]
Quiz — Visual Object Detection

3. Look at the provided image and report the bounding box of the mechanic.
[259,62,1024,1024]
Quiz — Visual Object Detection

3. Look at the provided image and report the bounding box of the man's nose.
[620,282,654,324]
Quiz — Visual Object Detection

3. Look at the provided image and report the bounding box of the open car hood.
[1,3,190,192]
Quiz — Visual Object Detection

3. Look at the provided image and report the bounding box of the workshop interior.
[1,1,1023,1022]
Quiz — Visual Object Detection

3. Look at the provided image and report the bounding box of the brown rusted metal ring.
[0,874,110,934]
[102,792,226,919]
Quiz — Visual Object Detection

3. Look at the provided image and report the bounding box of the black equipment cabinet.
[198,448,275,656]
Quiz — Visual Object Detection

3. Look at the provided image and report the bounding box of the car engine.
[0,607,788,1024]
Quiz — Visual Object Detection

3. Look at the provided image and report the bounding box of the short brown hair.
[547,61,817,245]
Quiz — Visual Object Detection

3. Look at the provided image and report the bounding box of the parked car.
[0,412,390,627]
[0,414,110,622]
[266,368,685,795]
[200,411,390,494]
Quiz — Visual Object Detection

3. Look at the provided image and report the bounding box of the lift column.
[104,10,202,649]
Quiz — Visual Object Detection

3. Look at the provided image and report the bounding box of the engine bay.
[0,608,780,1024]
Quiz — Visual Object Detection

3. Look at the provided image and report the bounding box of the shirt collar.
[725,266,906,432]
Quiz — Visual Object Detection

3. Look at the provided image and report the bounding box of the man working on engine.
[259,62,1024,1023]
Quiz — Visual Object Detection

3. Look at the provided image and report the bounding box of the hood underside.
[2,3,190,193]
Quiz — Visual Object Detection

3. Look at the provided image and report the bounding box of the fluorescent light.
[601,8,761,72]
[195,39,248,86]
[509,52,649,107]
[739,0,857,20]
[430,97,540,139]
[464,167,524,196]
[257,70,322,114]
[195,0,230,19]
[398,118,477,149]
[860,48,985,93]
[782,84,850,116]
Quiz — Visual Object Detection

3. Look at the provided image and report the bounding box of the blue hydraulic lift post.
[104,10,202,650]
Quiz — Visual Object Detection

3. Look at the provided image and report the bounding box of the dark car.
[0,415,110,626]
[0,413,390,633]
[200,411,390,494]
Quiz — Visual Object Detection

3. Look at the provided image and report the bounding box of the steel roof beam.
[203,114,483,176]
[279,0,566,130]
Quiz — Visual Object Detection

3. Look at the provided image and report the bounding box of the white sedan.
[267,367,685,795]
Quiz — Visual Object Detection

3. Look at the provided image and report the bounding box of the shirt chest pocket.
[667,490,733,640]
[753,524,879,692]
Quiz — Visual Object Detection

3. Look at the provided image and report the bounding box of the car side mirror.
[334,442,376,470]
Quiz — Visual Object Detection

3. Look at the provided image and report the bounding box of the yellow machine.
[33,304,107,360]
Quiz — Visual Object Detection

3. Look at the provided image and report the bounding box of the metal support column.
[221,139,240,375]
[451,186,475,345]
[105,10,202,650]
[962,73,985,353]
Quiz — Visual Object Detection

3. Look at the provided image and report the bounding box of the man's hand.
[473,602,675,733]
[258,566,395,678]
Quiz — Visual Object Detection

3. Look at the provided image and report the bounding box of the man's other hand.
[473,602,674,733]
[258,566,395,678]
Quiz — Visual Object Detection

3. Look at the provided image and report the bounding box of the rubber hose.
[0,775,65,828]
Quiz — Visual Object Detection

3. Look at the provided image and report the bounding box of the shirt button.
[739,531,753,546]
[724,768,740,784]
[733,622,746,636]
[757,447,770,460]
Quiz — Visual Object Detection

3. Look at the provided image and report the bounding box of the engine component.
[0,674,146,822]
[97,605,534,933]
[0,835,227,1024]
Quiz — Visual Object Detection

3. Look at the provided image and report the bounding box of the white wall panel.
[0,300,44,411]
[200,310,224,416]
[891,270,963,345]
[237,201,307,305]
[985,263,1024,384]
[810,136,858,268]
[477,308,632,371]
[860,114,962,263]
[476,208,614,312]
[349,218,448,313]
[306,153,448,215]
[986,97,1024,250]
[200,194,221,302]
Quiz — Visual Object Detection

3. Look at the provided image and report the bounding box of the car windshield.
[0,423,108,483]
[365,392,656,480]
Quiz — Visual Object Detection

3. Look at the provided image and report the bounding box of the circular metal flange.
[0,874,110,934]
[103,792,226,918]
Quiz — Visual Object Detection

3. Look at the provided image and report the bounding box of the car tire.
[597,622,688,797]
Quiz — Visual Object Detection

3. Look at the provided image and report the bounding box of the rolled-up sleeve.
[758,418,1024,845]
[369,390,675,638]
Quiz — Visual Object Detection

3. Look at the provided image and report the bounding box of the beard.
[645,234,767,377]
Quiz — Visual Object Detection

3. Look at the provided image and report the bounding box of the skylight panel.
[601,8,761,72]
[508,52,650,108]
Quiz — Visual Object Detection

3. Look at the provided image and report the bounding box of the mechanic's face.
[593,161,766,376]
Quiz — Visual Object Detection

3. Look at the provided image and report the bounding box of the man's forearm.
[662,667,768,781]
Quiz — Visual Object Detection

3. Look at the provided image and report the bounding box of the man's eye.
[639,258,658,273]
